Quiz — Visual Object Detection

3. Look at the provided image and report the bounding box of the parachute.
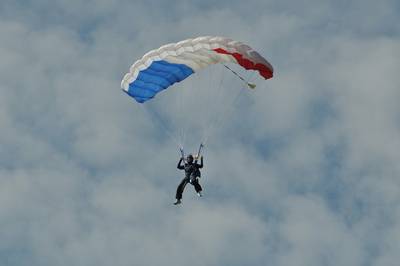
[121,36,273,154]
[121,36,273,103]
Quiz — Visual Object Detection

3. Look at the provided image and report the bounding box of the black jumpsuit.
[176,157,203,200]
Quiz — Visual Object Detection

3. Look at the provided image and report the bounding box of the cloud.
[0,0,399,265]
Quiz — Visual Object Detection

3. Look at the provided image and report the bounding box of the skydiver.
[174,154,203,205]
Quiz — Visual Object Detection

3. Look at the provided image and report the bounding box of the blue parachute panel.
[126,60,194,103]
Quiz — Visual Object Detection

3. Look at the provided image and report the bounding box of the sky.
[0,0,400,265]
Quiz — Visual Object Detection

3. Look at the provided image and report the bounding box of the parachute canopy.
[121,36,273,103]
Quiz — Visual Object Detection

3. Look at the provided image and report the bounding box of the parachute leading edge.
[125,60,194,103]
[121,36,273,103]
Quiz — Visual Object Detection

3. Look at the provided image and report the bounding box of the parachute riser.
[196,143,204,160]
[179,143,203,162]
[179,147,186,163]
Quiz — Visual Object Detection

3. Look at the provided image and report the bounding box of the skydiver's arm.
[197,156,203,168]
[177,158,184,170]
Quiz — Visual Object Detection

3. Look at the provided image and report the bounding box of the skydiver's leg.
[176,178,189,200]
[191,178,202,193]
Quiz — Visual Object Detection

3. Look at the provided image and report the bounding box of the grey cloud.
[1,0,400,266]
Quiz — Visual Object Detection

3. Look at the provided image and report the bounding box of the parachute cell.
[121,36,273,103]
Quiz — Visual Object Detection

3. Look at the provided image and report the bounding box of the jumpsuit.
[176,157,203,200]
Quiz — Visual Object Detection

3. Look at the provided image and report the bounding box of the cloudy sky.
[1,0,399,265]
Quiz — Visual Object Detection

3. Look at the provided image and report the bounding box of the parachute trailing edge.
[121,36,273,103]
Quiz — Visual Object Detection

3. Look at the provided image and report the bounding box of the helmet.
[186,154,194,163]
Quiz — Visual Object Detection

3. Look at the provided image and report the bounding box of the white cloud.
[0,1,399,265]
